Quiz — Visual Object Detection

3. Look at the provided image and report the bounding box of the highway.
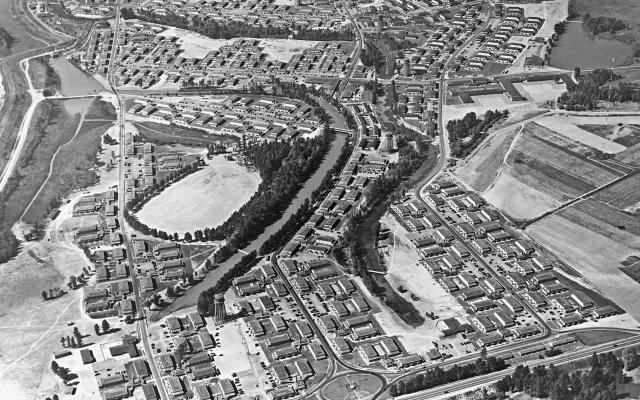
[106,5,169,400]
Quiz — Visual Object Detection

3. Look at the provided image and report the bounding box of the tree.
[166,285,175,298]
[94,323,100,336]
[68,275,77,289]
[42,290,48,301]
[184,232,192,242]
[65,336,71,347]
[60,336,66,347]
[101,319,110,334]
[73,327,82,346]
[173,233,179,241]
[70,336,76,348]
[51,360,59,373]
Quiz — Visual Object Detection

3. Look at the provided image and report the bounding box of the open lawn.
[27,57,50,90]
[526,213,640,321]
[136,155,261,235]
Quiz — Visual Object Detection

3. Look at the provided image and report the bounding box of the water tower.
[214,293,226,324]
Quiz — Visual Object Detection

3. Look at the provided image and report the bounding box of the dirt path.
[0,57,43,193]
[484,123,524,192]
[19,97,94,222]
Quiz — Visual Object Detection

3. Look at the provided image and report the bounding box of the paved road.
[106,5,169,400]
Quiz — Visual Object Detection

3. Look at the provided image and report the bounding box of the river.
[550,22,633,70]
[152,132,348,320]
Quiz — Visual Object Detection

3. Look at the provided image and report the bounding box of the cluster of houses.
[82,279,135,318]
[74,191,120,246]
[274,256,425,371]
[133,241,193,286]
[78,27,114,74]
[227,260,328,399]
[93,19,353,89]
[281,149,390,257]
[79,336,162,400]
[465,6,543,71]
[159,313,238,400]
[141,0,347,31]
[128,95,322,142]
[122,130,200,201]
[392,179,620,348]
[394,84,439,135]
[404,6,482,78]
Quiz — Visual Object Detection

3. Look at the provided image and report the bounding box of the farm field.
[136,155,261,235]
[526,213,640,321]
[483,173,562,221]
[560,199,640,238]
[536,115,627,153]
[458,118,631,221]
[577,122,640,148]
[594,174,640,212]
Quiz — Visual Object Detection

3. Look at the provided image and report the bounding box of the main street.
[107,4,169,400]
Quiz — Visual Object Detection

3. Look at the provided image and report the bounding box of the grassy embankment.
[133,120,239,148]
[27,56,60,96]
[1,98,116,229]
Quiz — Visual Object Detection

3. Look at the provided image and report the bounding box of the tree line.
[343,127,431,325]
[121,8,354,41]
[447,109,509,158]
[583,14,627,35]
[558,69,640,110]
[124,161,202,240]
[390,356,507,396]
[197,250,258,316]
[259,133,353,255]
[493,351,630,400]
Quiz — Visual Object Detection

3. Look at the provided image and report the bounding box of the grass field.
[2,100,81,226]
[136,155,261,235]
[573,330,636,346]
[85,97,116,120]
[22,119,114,224]
[134,121,239,147]
[27,57,50,90]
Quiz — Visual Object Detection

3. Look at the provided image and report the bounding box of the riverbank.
[150,132,348,320]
